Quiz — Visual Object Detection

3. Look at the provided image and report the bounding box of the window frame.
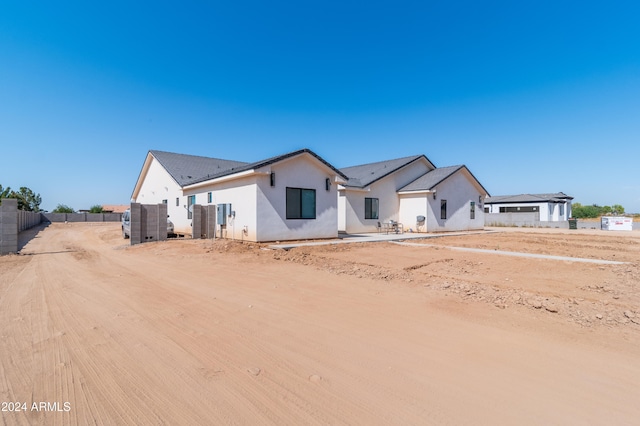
[187,195,195,219]
[470,201,475,220]
[364,197,379,220]
[286,187,316,220]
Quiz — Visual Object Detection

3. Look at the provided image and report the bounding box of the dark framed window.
[187,195,195,219]
[286,187,316,219]
[365,197,379,219]
[499,206,538,213]
[470,201,475,220]
[441,200,447,220]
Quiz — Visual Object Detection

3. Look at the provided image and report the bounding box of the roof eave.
[184,169,267,190]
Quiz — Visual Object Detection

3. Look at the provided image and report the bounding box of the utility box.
[601,216,633,231]
[217,203,232,226]
[217,204,227,225]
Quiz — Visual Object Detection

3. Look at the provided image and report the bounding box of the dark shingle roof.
[151,148,347,187]
[485,192,573,204]
[399,165,490,196]
[398,165,464,192]
[150,150,248,187]
[185,148,347,186]
[339,155,434,188]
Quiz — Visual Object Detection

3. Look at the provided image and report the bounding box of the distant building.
[484,192,573,222]
[101,205,129,214]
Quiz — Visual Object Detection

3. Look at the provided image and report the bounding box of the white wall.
[338,192,346,232]
[399,195,428,232]
[424,171,485,232]
[341,160,432,234]
[486,201,570,222]
[182,154,340,242]
[184,177,258,241]
[134,158,186,233]
[256,155,339,241]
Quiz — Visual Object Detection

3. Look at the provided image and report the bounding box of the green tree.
[0,185,42,211]
[52,204,75,213]
[572,204,601,218]
[0,184,11,199]
[14,187,42,212]
[89,205,104,213]
[611,204,625,215]
[572,202,626,218]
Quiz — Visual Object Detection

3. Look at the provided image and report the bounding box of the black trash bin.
[568,218,577,230]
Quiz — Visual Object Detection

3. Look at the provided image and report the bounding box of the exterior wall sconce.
[270,172,275,187]
[432,191,437,200]
[326,178,331,191]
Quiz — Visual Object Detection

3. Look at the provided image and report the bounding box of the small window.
[187,195,195,219]
[441,200,447,220]
[286,187,316,219]
[470,201,475,220]
[207,192,212,203]
[365,198,379,219]
[484,207,489,213]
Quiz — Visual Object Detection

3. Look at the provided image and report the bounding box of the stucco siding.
[338,192,346,232]
[398,195,428,232]
[342,160,432,234]
[486,201,570,222]
[256,156,338,241]
[184,177,258,241]
[134,158,185,233]
[426,171,485,232]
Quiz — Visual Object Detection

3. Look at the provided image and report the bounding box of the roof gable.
[184,148,347,186]
[399,165,490,195]
[398,165,463,192]
[339,155,435,188]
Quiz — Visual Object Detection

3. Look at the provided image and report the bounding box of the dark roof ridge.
[340,154,435,188]
[184,148,347,186]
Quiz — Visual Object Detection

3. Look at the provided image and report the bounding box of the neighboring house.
[101,205,129,214]
[484,192,573,222]
[131,149,347,242]
[338,155,489,233]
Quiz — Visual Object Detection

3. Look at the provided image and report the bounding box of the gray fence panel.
[0,199,18,254]
[130,203,167,245]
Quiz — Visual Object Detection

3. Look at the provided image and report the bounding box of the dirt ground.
[1,223,639,425]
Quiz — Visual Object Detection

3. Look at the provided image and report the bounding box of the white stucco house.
[338,155,490,233]
[484,193,573,222]
[131,149,347,242]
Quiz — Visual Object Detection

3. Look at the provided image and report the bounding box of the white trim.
[184,170,269,190]
[398,189,436,195]
[337,185,371,193]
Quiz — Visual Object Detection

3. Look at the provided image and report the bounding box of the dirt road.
[1,223,639,425]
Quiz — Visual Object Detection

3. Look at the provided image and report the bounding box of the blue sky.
[1,1,639,212]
